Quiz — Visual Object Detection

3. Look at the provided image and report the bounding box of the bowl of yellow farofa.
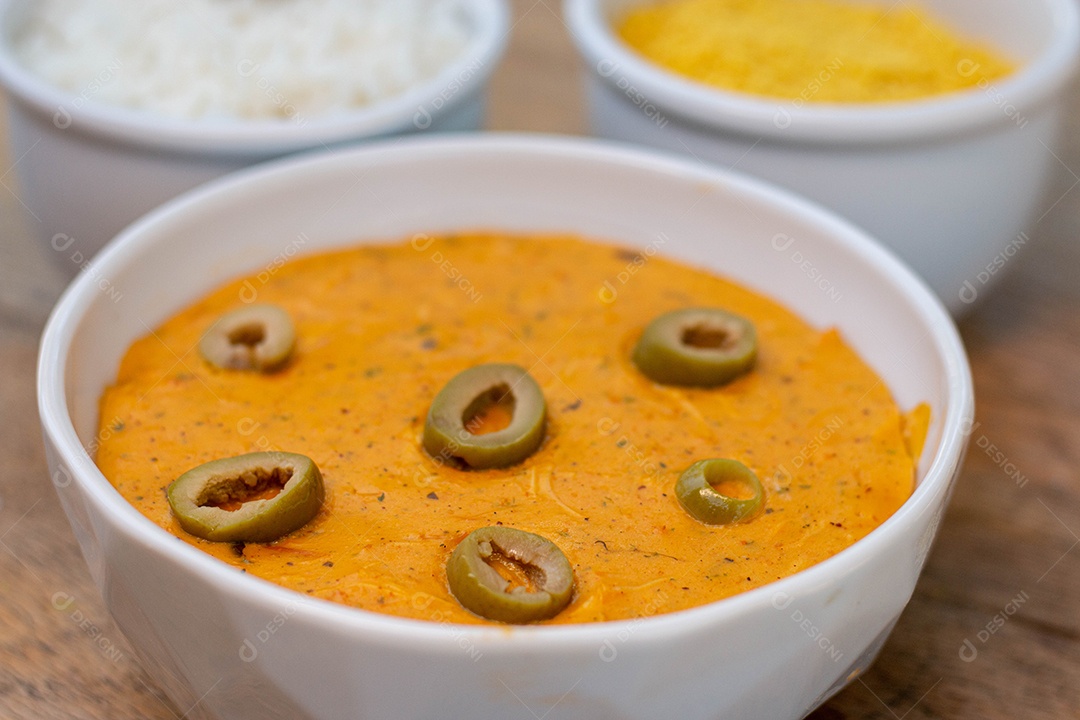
[565,0,1080,315]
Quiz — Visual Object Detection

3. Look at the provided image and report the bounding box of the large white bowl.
[0,0,508,273]
[564,0,1080,315]
[38,135,973,720]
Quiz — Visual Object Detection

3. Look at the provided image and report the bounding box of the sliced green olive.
[423,363,546,469]
[166,451,324,543]
[199,304,295,372]
[446,526,574,623]
[632,307,756,387]
[676,458,765,525]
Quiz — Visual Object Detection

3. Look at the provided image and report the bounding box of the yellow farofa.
[96,234,925,624]
[618,0,1014,103]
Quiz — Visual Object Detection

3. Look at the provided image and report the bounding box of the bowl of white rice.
[0,0,508,274]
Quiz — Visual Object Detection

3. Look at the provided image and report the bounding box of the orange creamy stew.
[96,234,926,625]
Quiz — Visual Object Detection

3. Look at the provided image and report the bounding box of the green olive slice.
[676,458,765,525]
[446,526,574,623]
[166,452,324,543]
[199,304,296,372]
[423,363,546,469]
[632,307,757,387]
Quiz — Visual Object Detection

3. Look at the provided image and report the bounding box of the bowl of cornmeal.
[565,0,1080,314]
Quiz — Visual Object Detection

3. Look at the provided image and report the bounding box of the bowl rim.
[0,0,509,155]
[563,0,1080,143]
[37,133,974,647]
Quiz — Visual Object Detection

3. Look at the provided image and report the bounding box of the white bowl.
[0,0,508,274]
[38,134,973,720]
[564,0,1080,315]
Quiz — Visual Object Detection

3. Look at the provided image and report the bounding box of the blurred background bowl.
[38,134,972,720]
[0,0,508,276]
[564,0,1080,315]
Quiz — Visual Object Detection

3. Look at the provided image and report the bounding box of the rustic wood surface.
[1,2,1078,718]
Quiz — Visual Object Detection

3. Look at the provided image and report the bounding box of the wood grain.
[1,1,1077,717]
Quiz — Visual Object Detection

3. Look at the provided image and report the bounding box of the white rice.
[12,0,473,122]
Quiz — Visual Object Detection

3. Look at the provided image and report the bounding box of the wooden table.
[2,2,1078,718]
